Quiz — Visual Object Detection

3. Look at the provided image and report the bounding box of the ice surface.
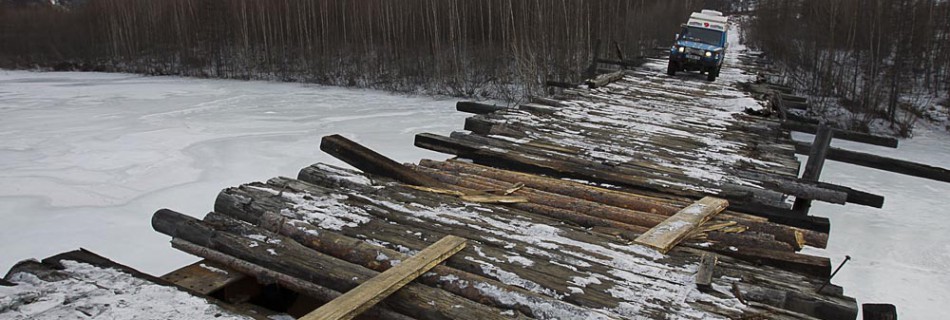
[0,70,467,275]
[796,130,950,319]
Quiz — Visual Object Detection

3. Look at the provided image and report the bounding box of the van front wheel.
[707,67,720,81]
[667,61,677,76]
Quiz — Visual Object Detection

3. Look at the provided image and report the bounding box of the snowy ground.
[798,130,950,319]
[0,70,468,277]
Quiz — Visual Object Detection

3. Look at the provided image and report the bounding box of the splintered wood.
[635,197,729,253]
[301,235,467,320]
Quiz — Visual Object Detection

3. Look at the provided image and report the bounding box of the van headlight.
[678,47,685,53]
[705,51,712,57]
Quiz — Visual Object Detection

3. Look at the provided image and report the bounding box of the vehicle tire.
[707,67,719,82]
[667,61,676,76]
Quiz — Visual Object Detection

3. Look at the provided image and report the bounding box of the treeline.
[746,0,950,135]
[0,0,702,101]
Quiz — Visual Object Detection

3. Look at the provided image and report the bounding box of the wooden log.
[794,141,950,183]
[456,101,505,115]
[695,253,717,291]
[729,202,831,233]
[320,134,441,187]
[452,130,828,208]
[544,80,577,89]
[635,197,729,254]
[293,172,837,311]
[419,132,711,198]
[862,304,898,320]
[793,123,833,214]
[214,181,636,312]
[586,70,624,88]
[224,175,843,317]
[416,160,827,248]
[726,247,831,278]
[301,235,467,320]
[205,211,607,319]
[410,164,667,228]
[152,209,520,320]
[418,159,678,214]
[171,240,416,320]
[781,121,898,148]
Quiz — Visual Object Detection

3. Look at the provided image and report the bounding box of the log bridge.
[10,52,923,319]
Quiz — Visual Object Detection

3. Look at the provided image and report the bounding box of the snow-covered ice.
[0,70,467,275]
[797,130,950,319]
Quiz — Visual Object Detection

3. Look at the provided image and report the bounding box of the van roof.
[687,11,728,32]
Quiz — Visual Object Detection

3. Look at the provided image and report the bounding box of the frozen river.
[1,70,948,318]
[0,70,468,276]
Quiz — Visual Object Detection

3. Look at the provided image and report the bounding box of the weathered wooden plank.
[300,236,467,320]
[794,141,950,183]
[161,260,246,295]
[635,197,729,254]
[695,253,717,291]
[320,134,441,187]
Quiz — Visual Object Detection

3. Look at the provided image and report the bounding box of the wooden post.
[320,134,441,187]
[695,253,717,292]
[793,124,833,214]
[300,236,467,320]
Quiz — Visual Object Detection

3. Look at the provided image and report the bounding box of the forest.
[0,0,703,101]
[746,0,950,136]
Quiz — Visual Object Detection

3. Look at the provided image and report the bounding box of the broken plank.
[635,197,729,254]
[695,253,718,291]
[300,235,468,320]
[161,260,246,295]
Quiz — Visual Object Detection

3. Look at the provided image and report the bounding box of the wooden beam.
[794,141,950,183]
[635,197,729,254]
[161,260,246,295]
[320,134,441,187]
[781,121,898,148]
[300,235,467,320]
[794,124,833,213]
[695,253,717,291]
[456,101,505,115]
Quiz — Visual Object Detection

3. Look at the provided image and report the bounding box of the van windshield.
[681,27,723,46]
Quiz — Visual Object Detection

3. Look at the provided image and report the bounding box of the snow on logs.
[202,165,855,318]
[152,209,526,320]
